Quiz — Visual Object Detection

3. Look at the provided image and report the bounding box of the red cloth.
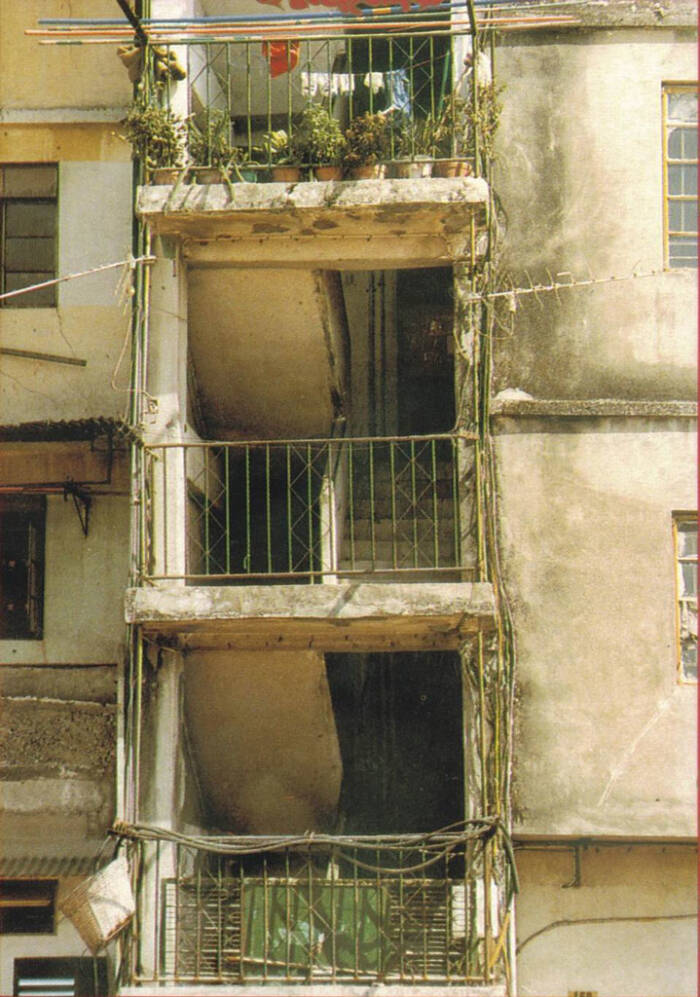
[257,0,446,12]
[262,39,301,77]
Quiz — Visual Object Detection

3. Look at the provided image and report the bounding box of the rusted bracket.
[63,480,91,537]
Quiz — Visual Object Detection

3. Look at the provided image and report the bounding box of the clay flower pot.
[314,165,343,181]
[271,165,302,182]
[393,157,434,179]
[433,158,472,178]
[349,163,386,180]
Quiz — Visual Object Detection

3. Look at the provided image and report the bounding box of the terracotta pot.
[393,157,433,179]
[314,165,343,181]
[349,163,386,180]
[433,158,472,178]
[150,166,182,185]
[271,165,302,182]
[192,165,226,184]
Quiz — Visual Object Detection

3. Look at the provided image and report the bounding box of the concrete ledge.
[491,398,697,419]
[125,582,495,651]
[119,986,506,997]
[137,177,489,270]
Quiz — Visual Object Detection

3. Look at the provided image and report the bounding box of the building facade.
[0,1,696,995]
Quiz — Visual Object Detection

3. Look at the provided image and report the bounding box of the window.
[0,164,57,307]
[0,880,56,934]
[673,513,697,681]
[662,85,698,268]
[14,958,108,997]
[0,495,46,639]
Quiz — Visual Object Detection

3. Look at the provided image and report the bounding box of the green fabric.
[241,880,391,976]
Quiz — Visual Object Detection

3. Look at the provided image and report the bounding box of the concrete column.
[144,237,189,580]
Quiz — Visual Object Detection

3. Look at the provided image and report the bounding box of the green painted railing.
[150,26,491,176]
[126,825,510,986]
[140,434,474,583]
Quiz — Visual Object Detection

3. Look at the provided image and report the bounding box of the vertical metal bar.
[328,440,335,571]
[398,852,405,980]
[263,853,269,980]
[431,438,439,566]
[410,439,419,568]
[174,844,182,980]
[348,442,356,568]
[161,447,168,576]
[389,442,397,569]
[353,848,360,979]
[204,446,211,575]
[329,846,337,980]
[453,437,461,567]
[306,443,314,579]
[421,845,428,978]
[195,853,202,979]
[369,441,376,565]
[239,860,246,983]
[443,849,450,980]
[347,37,355,120]
[287,39,293,140]
[216,854,223,979]
[285,849,292,978]
[153,839,160,981]
[368,35,374,113]
[245,43,253,157]
[224,446,231,575]
[266,444,272,574]
[286,445,293,572]
[307,846,314,978]
[245,446,251,574]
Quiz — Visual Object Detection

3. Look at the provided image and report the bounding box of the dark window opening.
[326,650,464,834]
[0,880,56,934]
[14,957,108,997]
[1,164,58,308]
[0,495,46,639]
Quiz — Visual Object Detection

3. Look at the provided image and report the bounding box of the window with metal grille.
[0,495,46,639]
[0,164,58,307]
[673,513,697,681]
[663,85,698,268]
[0,880,56,934]
[13,957,108,997]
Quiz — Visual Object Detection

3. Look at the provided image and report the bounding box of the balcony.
[135,25,491,269]
[126,434,495,651]
[121,826,510,993]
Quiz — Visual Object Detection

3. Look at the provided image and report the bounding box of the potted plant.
[292,105,347,181]
[122,98,187,183]
[189,110,237,183]
[390,116,434,179]
[342,112,390,179]
[261,129,301,182]
[428,82,502,177]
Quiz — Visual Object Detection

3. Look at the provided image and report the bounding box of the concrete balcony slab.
[136,177,489,270]
[125,581,495,652]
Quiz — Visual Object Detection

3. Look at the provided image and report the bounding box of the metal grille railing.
[156,27,482,173]
[128,830,508,986]
[140,434,473,583]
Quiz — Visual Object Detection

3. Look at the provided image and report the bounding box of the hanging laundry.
[262,40,301,78]
[301,71,355,98]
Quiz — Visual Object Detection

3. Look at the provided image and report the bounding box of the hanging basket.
[60,854,135,954]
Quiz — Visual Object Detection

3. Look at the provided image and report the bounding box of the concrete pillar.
[144,237,189,580]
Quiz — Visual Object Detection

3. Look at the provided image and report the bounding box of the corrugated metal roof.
[0,855,106,877]
[0,417,137,444]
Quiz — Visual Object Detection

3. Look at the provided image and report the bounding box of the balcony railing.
[150,24,487,176]
[124,823,511,987]
[138,433,475,584]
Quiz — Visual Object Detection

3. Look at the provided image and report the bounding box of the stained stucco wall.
[0,155,133,426]
[0,494,129,666]
[515,844,697,996]
[494,419,696,836]
[493,28,697,400]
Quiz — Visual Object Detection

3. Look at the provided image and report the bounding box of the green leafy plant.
[291,105,347,166]
[189,109,236,168]
[342,112,390,170]
[122,99,187,169]
[260,129,295,165]
[422,83,503,161]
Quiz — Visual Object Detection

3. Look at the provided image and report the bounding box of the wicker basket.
[60,854,135,953]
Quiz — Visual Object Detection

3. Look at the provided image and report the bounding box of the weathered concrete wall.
[0,158,133,426]
[0,665,117,861]
[493,29,697,400]
[0,0,131,112]
[0,494,129,666]
[494,419,696,836]
[515,843,697,996]
[184,650,342,833]
[187,268,349,438]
